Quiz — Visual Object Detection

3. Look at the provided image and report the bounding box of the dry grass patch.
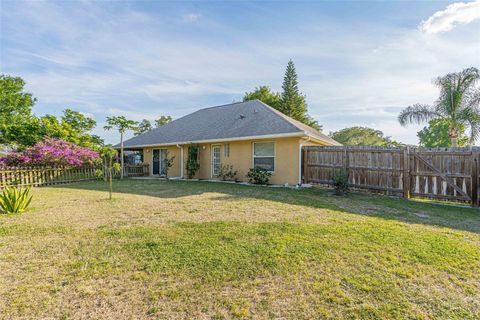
[0,180,479,319]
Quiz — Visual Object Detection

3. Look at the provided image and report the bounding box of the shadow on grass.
[58,179,480,234]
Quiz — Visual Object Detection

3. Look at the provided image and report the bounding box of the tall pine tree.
[280,60,321,130]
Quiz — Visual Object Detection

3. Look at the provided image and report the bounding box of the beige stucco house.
[119,100,340,185]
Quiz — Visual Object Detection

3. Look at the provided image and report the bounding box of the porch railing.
[123,164,150,177]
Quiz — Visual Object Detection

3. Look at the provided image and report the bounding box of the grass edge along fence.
[302,146,480,207]
[0,164,149,188]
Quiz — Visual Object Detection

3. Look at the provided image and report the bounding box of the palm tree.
[104,116,138,179]
[398,67,480,147]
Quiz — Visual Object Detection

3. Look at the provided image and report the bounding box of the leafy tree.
[103,116,138,179]
[280,60,306,118]
[280,60,321,130]
[162,151,175,179]
[60,109,100,148]
[0,75,37,146]
[186,144,200,179]
[38,115,68,140]
[243,86,282,109]
[32,110,101,149]
[62,109,96,134]
[135,116,172,136]
[1,75,102,149]
[135,119,153,136]
[243,61,321,131]
[329,127,401,146]
[418,119,469,148]
[155,116,172,127]
[399,67,480,147]
[96,147,121,200]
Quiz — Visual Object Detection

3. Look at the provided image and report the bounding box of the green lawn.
[1,180,479,319]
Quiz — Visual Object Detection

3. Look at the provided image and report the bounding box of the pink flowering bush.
[0,138,99,167]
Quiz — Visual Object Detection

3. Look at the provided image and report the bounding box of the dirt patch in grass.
[0,180,479,319]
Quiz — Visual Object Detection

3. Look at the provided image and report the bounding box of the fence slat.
[303,146,479,206]
[0,164,151,189]
[472,152,479,207]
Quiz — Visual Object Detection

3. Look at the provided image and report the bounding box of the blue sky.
[1,0,479,145]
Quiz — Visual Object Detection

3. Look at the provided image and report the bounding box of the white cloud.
[182,13,201,22]
[2,1,479,145]
[419,1,480,34]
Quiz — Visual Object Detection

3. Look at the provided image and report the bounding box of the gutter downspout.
[176,144,184,178]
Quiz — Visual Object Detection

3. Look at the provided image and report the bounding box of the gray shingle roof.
[119,100,341,148]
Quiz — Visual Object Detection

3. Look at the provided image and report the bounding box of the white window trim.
[252,141,276,173]
[211,144,221,178]
[224,143,230,158]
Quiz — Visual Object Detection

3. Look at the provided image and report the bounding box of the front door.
[152,149,160,175]
[153,149,167,176]
[211,145,221,177]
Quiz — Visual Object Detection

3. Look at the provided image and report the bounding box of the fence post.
[472,152,479,207]
[403,147,410,199]
[303,148,308,183]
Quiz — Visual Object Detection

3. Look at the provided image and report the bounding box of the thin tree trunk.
[103,156,107,181]
[451,137,457,148]
[109,157,113,200]
[449,127,458,148]
[120,132,124,179]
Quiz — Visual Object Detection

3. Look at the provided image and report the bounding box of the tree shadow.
[58,179,480,234]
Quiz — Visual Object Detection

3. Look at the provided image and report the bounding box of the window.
[253,142,275,172]
[212,145,221,176]
[224,144,230,157]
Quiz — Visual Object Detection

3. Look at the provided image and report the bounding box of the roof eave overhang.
[304,134,343,146]
[116,132,307,149]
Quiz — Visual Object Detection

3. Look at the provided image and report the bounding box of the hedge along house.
[119,100,341,185]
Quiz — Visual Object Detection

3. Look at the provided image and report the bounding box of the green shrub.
[0,186,33,214]
[162,151,175,178]
[332,170,349,195]
[186,145,200,179]
[246,167,272,185]
[218,164,237,181]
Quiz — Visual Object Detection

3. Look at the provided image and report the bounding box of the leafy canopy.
[104,116,138,133]
[243,60,321,131]
[155,116,172,127]
[399,67,480,146]
[418,119,469,148]
[135,119,153,136]
[134,116,172,136]
[104,116,138,179]
[329,127,402,147]
[0,75,37,146]
[244,86,281,110]
[34,110,101,149]
[0,75,102,149]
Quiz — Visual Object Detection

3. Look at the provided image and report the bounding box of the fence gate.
[408,149,474,204]
[302,146,480,207]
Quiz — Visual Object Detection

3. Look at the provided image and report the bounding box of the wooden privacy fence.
[0,164,150,188]
[302,146,480,207]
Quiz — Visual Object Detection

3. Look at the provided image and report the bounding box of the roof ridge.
[196,100,250,111]
[254,99,341,145]
[118,99,342,148]
[254,99,308,133]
